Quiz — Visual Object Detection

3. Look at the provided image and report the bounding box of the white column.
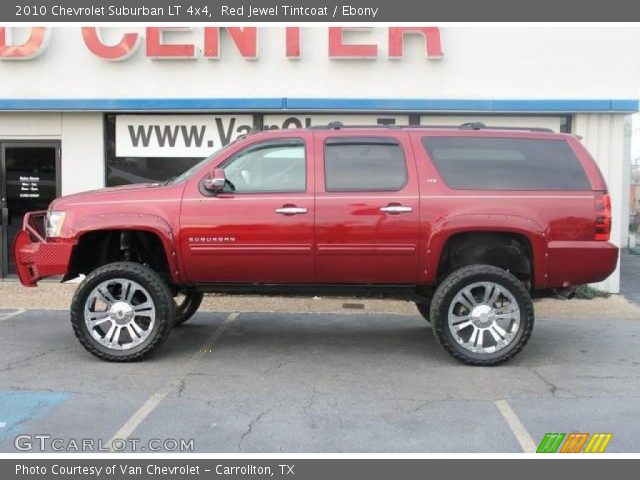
[60,113,105,195]
[572,113,629,293]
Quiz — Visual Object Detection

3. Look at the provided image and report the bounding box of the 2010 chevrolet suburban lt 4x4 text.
[13,123,618,365]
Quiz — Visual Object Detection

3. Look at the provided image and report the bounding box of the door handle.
[380,204,413,214]
[275,206,308,215]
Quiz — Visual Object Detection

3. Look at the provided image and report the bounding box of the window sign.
[115,114,254,158]
[19,175,40,198]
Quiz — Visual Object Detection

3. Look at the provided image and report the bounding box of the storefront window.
[105,115,206,186]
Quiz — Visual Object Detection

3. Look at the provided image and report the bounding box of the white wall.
[1,27,640,100]
[0,112,61,139]
[573,113,628,293]
[60,113,104,195]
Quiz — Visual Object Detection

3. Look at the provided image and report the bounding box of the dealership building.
[1,26,639,292]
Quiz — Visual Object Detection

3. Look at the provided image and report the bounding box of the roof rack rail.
[458,122,554,133]
[310,121,406,130]
[309,122,554,133]
[459,122,486,130]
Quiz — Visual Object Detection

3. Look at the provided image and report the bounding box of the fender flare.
[425,213,549,288]
[70,212,182,284]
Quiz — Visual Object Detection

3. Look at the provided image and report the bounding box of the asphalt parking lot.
[1,307,639,453]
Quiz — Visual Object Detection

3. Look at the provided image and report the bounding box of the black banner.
[4,459,640,480]
[4,0,640,22]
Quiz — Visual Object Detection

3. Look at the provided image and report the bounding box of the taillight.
[594,192,612,241]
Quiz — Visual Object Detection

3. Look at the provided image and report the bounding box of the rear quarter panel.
[410,130,609,288]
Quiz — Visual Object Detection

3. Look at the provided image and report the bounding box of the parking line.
[0,309,26,323]
[495,399,537,453]
[107,312,240,450]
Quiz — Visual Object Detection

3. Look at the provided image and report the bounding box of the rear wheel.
[70,262,175,362]
[174,290,204,326]
[430,265,534,366]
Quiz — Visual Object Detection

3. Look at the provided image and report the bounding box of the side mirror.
[204,168,226,192]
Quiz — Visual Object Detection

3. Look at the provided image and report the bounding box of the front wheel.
[430,265,534,366]
[70,262,175,362]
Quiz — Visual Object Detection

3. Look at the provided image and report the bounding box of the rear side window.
[421,137,591,190]
[324,137,407,191]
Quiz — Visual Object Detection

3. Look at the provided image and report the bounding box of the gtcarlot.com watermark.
[15,434,194,452]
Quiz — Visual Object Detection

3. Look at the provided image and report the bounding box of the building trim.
[0,98,638,113]
[286,98,640,113]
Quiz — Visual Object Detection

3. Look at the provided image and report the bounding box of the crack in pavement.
[0,348,63,373]
[577,374,640,380]
[262,362,283,376]
[530,369,562,396]
[302,385,320,416]
[176,379,187,398]
[237,408,271,451]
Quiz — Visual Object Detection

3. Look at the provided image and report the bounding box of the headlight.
[45,211,66,238]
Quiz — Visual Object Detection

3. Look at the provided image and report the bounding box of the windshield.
[163,140,238,186]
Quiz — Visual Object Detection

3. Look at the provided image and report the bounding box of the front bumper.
[12,211,75,287]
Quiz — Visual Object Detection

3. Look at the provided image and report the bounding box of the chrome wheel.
[84,278,156,351]
[447,281,520,354]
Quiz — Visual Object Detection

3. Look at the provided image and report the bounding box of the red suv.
[13,123,618,365]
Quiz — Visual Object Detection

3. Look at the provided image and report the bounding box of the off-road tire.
[174,290,204,326]
[70,262,175,362]
[430,264,535,366]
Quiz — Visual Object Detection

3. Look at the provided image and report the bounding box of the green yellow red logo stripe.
[584,433,613,453]
[536,433,565,453]
[537,432,612,453]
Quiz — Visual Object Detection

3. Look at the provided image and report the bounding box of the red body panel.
[547,240,619,287]
[408,131,617,288]
[179,131,316,283]
[313,130,421,283]
[12,127,618,290]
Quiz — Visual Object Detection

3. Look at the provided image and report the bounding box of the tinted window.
[324,138,407,191]
[222,139,305,193]
[422,137,591,190]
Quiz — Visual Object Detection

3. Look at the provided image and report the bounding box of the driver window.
[222,139,306,193]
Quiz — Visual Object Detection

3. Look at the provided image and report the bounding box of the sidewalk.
[1,281,639,318]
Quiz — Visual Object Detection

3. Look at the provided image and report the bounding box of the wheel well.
[64,230,171,284]
[437,232,533,285]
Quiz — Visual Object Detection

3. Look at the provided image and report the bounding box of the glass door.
[0,142,60,278]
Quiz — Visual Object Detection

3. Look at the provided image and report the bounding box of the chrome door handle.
[380,205,413,214]
[275,206,308,215]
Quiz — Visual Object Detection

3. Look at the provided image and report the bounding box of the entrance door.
[0,142,60,277]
